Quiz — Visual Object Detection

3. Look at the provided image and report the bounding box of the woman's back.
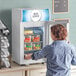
[46,40,75,76]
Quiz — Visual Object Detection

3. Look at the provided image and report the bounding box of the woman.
[25,24,76,76]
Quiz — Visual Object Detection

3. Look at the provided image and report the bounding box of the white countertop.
[0,61,76,73]
[0,62,46,73]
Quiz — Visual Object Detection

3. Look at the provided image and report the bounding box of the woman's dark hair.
[51,24,67,40]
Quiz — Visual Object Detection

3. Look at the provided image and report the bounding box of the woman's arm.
[25,45,49,60]
[71,45,76,65]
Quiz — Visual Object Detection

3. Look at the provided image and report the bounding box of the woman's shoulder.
[66,43,76,50]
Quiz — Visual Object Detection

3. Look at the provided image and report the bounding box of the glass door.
[24,27,44,59]
[48,24,53,44]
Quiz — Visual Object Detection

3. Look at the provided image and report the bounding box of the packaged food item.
[32,43,41,50]
[32,35,40,42]
[24,53,32,60]
[24,43,32,51]
[24,36,31,43]
[24,30,33,35]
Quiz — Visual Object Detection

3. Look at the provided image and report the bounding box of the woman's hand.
[24,53,32,60]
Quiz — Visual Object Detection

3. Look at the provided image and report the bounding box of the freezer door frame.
[46,22,70,45]
[20,21,49,65]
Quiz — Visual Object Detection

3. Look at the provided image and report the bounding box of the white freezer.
[12,8,69,65]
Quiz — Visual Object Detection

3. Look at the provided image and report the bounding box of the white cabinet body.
[29,69,46,76]
[0,70,25,76]
[71,70,76,76]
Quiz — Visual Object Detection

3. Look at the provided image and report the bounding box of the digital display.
[22,9,50,22]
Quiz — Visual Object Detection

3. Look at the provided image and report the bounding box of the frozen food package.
[32,43,41,50]
[32,35,40,42]
[24,30,33,35]
[24,53,32,60]
[24,43,32,51]
[24,35,31,43]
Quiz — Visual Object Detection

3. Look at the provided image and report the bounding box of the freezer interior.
[24,27,44,59]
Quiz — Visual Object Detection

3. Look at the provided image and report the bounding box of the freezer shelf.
[24,41,43,44]
[24,34,42,43]
[24,50,39,54]
[24,42,42,51]
[24,28,43,35]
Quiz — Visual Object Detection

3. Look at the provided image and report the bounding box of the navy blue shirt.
[32,40,76,76]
